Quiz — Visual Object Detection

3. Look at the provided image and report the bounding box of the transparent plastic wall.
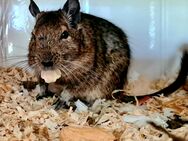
[0,0,188,79]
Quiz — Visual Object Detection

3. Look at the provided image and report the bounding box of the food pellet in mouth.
[41,69,61,83]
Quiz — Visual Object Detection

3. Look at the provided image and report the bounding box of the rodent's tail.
[113,47,188,103]
[148,48,188,97]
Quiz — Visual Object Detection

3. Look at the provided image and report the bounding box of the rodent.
[28,0,187,109]
[28,0,131,109]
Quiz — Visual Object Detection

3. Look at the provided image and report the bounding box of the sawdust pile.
[0,67,188,141]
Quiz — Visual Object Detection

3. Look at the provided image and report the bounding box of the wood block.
[60,126,116,141]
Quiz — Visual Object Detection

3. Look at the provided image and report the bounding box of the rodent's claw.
[53,99,68,110]
[36,94,44,100]
[53,98,76,110]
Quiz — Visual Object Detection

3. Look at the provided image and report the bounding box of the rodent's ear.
[62,0,81,28]
[29,0,40,17]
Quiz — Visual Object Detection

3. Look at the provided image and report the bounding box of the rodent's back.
[80,13,130,62]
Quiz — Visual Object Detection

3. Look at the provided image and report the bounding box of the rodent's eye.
[60,31,69,40]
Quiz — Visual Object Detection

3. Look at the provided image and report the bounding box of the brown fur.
[28,0,130,109]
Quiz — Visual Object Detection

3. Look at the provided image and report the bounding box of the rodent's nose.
[41,61,54,67]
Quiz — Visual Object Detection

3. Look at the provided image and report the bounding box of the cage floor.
[0,67,188,141]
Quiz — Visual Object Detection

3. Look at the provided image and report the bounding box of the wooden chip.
[60,126,116,141]
[0,84,12,93]
[0,95,4,103]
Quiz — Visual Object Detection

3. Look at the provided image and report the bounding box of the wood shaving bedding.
[0,67,188,141]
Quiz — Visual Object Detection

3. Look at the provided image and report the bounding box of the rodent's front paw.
[36,91,55,100]
[53,98,76,110]
[22,81,38,91]
[36,94,44,100]
[53,99,67,110]
[53,90,76,110]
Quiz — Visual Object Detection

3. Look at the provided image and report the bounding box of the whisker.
[28,63,40,77]
[58,65,70,78]
[59,64,99,88]
[6,55,27,58]
[64,60,101,80]
[59,64,81,85]
[0,58,27,65]
[7,60,28,68]
[23,64,35,74]
[19,63,31,72]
